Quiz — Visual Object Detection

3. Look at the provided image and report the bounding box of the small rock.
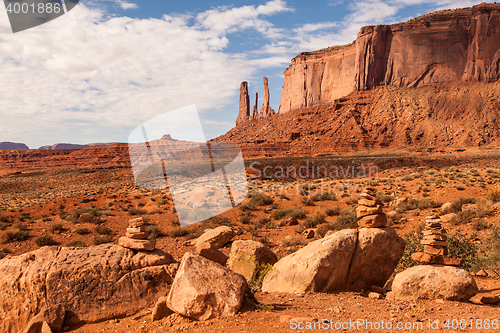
[357,213,387,228]
[119,237,156,251]
[480,296,500,304]
[195,242,228,266]
[368,292,383,299]
[152,296,173,321]
[302,228,316,238]
[356,205,383,218]
[440,213,457,223]
[476,269,488,277]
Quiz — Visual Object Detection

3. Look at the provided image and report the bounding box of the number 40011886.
[6,2,61,14]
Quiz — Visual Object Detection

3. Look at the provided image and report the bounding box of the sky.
[0,0,490,148]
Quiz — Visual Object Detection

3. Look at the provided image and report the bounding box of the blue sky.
[0,0,488,148]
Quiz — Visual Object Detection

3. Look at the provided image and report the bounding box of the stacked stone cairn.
[356,191,387,228]
[411,215,464,266]
[118,217,156,251]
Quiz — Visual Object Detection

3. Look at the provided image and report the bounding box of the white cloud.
[114,0,138,10]
[0,0,294,147]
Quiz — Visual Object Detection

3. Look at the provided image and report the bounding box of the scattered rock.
[441,202,453,213]
[302,228,316,238]
[278,217,299,227]
[368,292,383,299]
[480,296,500,304]
[357,213,387,228]
[167,253,247,321]
[194,242,229,266]
[476,269,488,277]
[119,237,156,251]
[152,297,173,321]
[391,265,478,301]
[227,240,277,282]
[191,226,234,249]
[440,213,457,223]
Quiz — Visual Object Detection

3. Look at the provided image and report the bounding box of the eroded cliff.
[279,2,500,114]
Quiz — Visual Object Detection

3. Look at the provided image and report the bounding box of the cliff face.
[279,3,500,114]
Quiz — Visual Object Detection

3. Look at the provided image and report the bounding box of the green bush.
[300,197,315,206]
[2,228,27,243]
[447,232,479,271]
[128,208,147,216]
[35,234,56,247]
[396,198,441,213]
[302,212,326,229]
[240,214,252,224]
[397,232,423,272]
[331,209,357,230]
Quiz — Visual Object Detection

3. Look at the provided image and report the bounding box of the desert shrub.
[331,208,357,230]
[255,218,271,228]
[396,198,441,213]
[50,223,63,234]
[401,175,413,181]
[299,183,318,196]
[345,197,358,205]
[240,214,252,224]
[325,207,341,216]
[271,208,306,220]
[0,248,10,260]
[0,215,10,223]
[376,193,393,203]
[239,201,256,212]
[387,212,403,225]
[146,225,162,239]
[18,212,31,222]
[487,188,500,203]
[35,234,56,247]
[302,211,326,229]
[397,232,423,271]
[449,210,475,226]
[169,227,190,238]
[472,219,490,232]
[95,225,112,235]
[208,216,231,226]
[93,235,112,245]
[75,228,91,235]
[447,197,476,213]
[2,228,27,243]
[66,240,86,248]
[300,197,315,206]
[245,260,274,311]
[455,185,465,191]
[447,232,479,271]
[248,194,274,206]
[68,208,101,224]
[81,196,97,203]
[128,208,147,216]
[311,192,337,202]
[317,223,336,237]
[0,222,12,231]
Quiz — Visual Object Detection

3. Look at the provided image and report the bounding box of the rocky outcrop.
[235,78,275,125]
[236,81,250,125]
[252,92,258,119]
[259,77,275,118]
[389,265,478,301]
[0,245,177,333]
[0,141,29,150]
[227,240,277,282]
[261,227,405,293]
[166,253,247,321]
[279,3,500,114]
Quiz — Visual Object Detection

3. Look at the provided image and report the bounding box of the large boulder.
[227,240,278,282]
[346,227,406,290]
[191,226,234,249]
[262,229,358,293]
[262,227,406,293]
[390,265,478,301]
[0,245,177,333]
[167,253,247,321]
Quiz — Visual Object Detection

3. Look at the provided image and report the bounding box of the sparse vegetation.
[146,225,162,239]
[248,193,274,206]
[75,228,91,235]
[95,225,112,235]
[170,227,190,238]
[271,208,306,220]
[35,234,56,247]
[50,223,64,234]
[93,235,112,245]
[66,240,86,248]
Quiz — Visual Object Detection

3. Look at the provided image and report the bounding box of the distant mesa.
[38,143,120,150]
[0,142,29,150]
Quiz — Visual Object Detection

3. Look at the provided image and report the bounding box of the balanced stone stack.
[356,192,387,228]
[411,215,463,266]
[118,217,156,251]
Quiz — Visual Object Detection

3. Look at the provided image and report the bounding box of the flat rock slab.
[0,245,177,333]
[167,253,247,321]
[191,226,234,249]
[390,265,478,301]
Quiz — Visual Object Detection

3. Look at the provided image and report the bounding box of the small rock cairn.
[356,191,387,228]
[118,217,156,251]
[411,215,463,266]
